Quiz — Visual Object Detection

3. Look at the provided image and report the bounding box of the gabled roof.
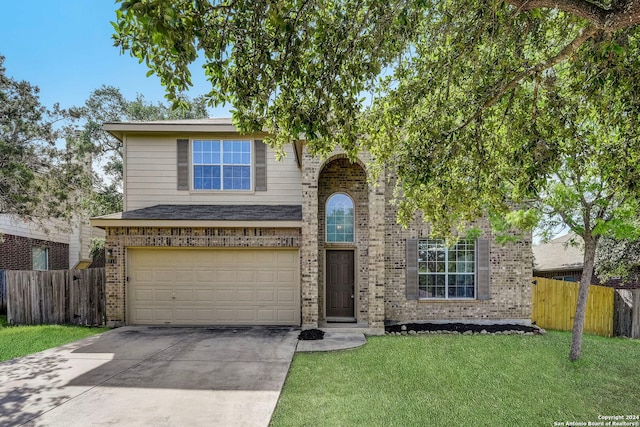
[91,204,302,229]
[533,233,584,272]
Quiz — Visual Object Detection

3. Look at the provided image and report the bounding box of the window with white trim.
[193,139,251,190]
[418,239,475,299]
[32,246,49,271]
[326,193,355,243]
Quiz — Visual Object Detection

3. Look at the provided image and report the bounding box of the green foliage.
[113,0,423,157]
[596,234,640,281]
[0,55,92,223]
[89,237,105,261]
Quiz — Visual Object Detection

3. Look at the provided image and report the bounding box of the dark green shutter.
[476,238,490,300]
[406,238,418,300]
[177,139,189,191]
[254,140,267,191]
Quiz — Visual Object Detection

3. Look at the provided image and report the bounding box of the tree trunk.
[569,236,597,361]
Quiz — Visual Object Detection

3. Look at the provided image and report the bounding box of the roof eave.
[90,218,302,229]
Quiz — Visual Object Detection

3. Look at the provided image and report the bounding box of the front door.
[326,250,355,320]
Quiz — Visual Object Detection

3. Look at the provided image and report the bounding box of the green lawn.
[0,315,108,362]
[271,332,640,427]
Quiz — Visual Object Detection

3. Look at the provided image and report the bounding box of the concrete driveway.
[0,326,299,427]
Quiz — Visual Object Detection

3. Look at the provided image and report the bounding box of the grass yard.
[271,331,640,427]
[0,315,108,362]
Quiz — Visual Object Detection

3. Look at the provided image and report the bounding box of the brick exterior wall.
[103,146,531,329]
[383,203,532,323]
[301,148,386,329]
[318,156,369,321]
[0,234,69,270]
[104,226,301,326]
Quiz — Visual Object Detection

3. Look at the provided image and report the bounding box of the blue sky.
[0,1,229,116]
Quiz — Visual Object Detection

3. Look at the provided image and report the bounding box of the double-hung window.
[418,239,475,299]
[193,140,251,190]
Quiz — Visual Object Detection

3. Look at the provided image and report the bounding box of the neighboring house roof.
[121,204,302,221]
[533,233,584,272]
[91,204,303,229]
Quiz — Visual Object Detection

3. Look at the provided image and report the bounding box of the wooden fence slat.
[532,277,614,337]
[0,269,6,315]
[632,289,640,339]
[5,268,106,326]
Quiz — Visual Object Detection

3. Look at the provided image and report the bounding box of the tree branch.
[448,23,598,135]
[508,0,640,31]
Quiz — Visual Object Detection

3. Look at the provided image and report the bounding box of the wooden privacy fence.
[614,289,640,339]
[5,268,106,326]
[0,269,6,315]
[532,277,614,337]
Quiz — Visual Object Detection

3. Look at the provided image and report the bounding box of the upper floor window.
[418,239,475,299]
[326,193,354,243]
[193,140,251,190]
[32,246,49,271]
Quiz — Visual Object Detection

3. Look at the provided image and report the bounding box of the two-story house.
[91,119,532,332]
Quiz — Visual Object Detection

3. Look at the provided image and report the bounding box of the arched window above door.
[326,193,355,243]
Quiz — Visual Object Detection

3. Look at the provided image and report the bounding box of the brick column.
[301,147,319,328]
[105,232,126,327]
[368,172,386,329]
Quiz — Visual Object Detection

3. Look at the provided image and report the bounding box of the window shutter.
[406,238,419,300]
[177,139,189,191]
[254,140,267,191]
[476,238,490,300]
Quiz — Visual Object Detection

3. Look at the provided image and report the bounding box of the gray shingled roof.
[121,204,302,221]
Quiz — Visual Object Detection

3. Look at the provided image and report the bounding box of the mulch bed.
[385,322,544,335]
[299,329,325,340]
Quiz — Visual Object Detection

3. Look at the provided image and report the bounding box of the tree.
[73,85,208,215]
[0,55,91,224]
[596,235,640,282]
[112,1,640,360]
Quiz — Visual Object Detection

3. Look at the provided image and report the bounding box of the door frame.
[324,248,357,322]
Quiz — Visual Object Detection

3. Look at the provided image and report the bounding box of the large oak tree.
[113,0,640,360]
[0,55,90,225]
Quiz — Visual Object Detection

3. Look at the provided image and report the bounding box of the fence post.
[632,289,640,339]
[0,269,6,315]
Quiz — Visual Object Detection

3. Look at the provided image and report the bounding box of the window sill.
[189,189,255,194]
[418,298,479,303]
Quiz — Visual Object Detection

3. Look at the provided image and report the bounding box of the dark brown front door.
[326,250,355,318]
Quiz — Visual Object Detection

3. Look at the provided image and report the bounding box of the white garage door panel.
[128,248,300,325]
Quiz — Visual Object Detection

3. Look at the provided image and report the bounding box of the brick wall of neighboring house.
[0,234,69,270]
[103,226,302,326]
[383,197,533,323]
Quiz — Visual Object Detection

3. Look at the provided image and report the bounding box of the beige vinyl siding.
[125,135,302,211]
[70,221,106,267]
[0,215,70,244]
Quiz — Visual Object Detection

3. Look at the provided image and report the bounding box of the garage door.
[127,248,300,325]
